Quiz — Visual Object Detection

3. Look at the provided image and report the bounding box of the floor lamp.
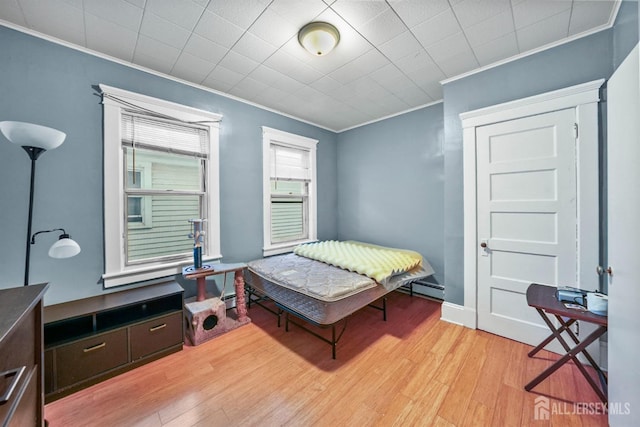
[0,121,81,286]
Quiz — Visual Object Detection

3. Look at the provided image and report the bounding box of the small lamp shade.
[0,121,66,151]
[298,22,340,56]
[49,235,81,259]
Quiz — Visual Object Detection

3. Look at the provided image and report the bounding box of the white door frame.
[452,79,604,329]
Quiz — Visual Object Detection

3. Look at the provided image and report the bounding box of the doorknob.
[606,266,613,276]
[480,242,487,248]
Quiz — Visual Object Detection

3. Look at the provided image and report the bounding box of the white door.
[476,109,577,346]
[607,44,639,427]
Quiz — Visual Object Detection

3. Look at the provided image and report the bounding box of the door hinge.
[574,123,579,139]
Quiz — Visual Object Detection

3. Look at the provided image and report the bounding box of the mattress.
[245,253,433,325]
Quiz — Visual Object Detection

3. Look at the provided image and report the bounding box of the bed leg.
[285,313,289,332]
[332,325,336,359]
[383,297,387,322]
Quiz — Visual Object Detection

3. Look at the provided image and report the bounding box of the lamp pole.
[23,146,45,286]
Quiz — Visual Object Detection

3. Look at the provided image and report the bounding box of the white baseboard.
[440,302,477,329]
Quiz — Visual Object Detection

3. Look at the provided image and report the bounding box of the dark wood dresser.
[43,281,184,402]
[0,283,48,427]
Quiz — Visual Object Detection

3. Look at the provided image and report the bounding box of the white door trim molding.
[460,78,604,330]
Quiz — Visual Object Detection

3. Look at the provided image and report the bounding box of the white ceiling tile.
[270,0,329,27]
[133,34,181,73]
[207,0,271,30]
[328,61,368,84]
[204,65,245,88]
[394,48,439,74]
[438,50,480,77]
[262,53,325,85]
[309,75,343,94]
[464,9,514,47]
[84,0,143,32]
[183,34,228,65]
[512,0,572,29]
[411,8,462,48]
[0,0,27,27]
[369,63,405,85]
[358,8,407,46]
[405,64,446,93]
[351,49,390,73]
[452,0,511,28]
[85,13,137,62]
[140,13,191,49]
[426,31,473,63]
[393,84,434,107]
[201,76,234,93]
[517,9,571,52]
[472,32,519,66]
[330,0,389,28]
[194,10,245,48]
[62,0,83,7]
[265,70,306,93]
[146,0,205,31]
[378,31,425,62]
[232,32,279,64]
[217,50,260,75]
[569,0,616,36]
[19,0,85,45]
[388,0,451,28]
[252,86,290,107]
[171,52,216,84]
[248,8,299,48]
[228,77,270,100]
[286,61,325,85]
[247,64,286,86]
[125,0,146,8]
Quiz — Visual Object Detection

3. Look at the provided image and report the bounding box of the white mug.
[587,292,608,316]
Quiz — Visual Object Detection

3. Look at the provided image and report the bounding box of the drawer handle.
[83,342,106,353]
[149,323,167,332]
[0,366,26,405]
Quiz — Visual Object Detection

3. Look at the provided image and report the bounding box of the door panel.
[607,44,639,427]
[477,109,577,346]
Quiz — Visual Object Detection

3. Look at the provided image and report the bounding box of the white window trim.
[262,126,318,257]
[100,84,222,288]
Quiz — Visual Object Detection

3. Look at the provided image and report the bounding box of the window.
[262,127,318,256]
[101,84,222,288]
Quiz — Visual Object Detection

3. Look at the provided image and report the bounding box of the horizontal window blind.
[122,113,209,157]
[270,144,310,181]
[271,199,305,242]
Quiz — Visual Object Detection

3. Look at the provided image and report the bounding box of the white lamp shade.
[0,121,66,151]
[298,22,340,56]
[49,237,81,259]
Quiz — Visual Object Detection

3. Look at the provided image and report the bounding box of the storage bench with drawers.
[43,281,184,402]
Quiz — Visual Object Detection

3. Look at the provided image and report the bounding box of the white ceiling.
[0,0,620,132]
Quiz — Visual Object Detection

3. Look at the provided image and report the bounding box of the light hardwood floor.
[45,291,607,426]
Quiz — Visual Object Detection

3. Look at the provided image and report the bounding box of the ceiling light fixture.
[298,22,340,56]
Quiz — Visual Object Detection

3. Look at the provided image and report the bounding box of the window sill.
[102,254,222,288]
[263,239,316,257]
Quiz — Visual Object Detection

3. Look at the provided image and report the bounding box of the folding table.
[525,283,608,403]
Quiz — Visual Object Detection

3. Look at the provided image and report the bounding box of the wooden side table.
[524,283,608,402]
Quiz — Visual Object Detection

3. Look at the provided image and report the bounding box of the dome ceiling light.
[298,22,340,56]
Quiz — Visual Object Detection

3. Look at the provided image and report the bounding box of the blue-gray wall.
[441,0,638,305]
[336,104,445,294]
[0,26,338,305]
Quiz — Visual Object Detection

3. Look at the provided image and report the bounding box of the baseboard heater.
[412,280,444,291]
